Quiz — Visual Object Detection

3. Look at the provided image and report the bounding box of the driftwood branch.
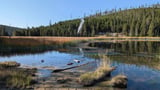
[52,61,95,73]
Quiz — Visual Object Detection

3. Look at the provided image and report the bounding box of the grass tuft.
[0,61,36,89]
[79,67,115,86]
[0,61,20,68]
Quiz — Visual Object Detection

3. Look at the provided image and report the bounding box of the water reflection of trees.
[109,55,160,70]
[87,41,160,70]
[0,38,77,56]
[88,41,160,55]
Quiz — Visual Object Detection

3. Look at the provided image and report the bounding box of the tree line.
[0,7,160,37]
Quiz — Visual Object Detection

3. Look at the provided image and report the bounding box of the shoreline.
[0,36,160,43]
[1,36,160,38]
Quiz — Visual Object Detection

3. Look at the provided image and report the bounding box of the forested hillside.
[0,25,22,36]
[1,6,160,37]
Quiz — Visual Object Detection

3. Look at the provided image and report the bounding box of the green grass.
[0,68,36,88]
[0,61,36,89]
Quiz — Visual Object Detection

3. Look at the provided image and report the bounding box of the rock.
[41,60,44,63]
[98,75,128,88]
[67,62,74,65]
[111,75,127,88]
[56,77,72,84]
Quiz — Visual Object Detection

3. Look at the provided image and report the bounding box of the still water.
[0,40,160,89]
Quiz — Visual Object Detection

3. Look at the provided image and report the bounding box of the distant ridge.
[0,25,23,36]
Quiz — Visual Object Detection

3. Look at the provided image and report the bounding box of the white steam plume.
[77,19,85,34]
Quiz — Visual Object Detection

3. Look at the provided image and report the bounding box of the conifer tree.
[147,20,154,37]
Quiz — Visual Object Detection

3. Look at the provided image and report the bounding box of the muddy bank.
[34,71,83,88]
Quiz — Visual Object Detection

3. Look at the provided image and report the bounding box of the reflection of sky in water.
[0,50,96,78]
[0,48,160,89]
[0,51,95,69]
[111,61,160,90]
[37,69,53,78]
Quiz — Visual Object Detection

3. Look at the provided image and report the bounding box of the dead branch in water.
[52,61,95,73]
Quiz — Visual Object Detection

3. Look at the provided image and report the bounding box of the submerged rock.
[41,60,44,63]
[111,75,127,88]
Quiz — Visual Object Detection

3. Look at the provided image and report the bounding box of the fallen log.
[53,61,95,73]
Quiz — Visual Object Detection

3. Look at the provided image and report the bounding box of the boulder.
[98,75,128,88]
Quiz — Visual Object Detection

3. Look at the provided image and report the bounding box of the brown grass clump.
[79,66,116,86]
[0,68,36,89]
[0,61,20,68]
[0,61,36,89]
[79,54,127,87]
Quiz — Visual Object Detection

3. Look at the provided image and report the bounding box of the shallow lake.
[0,39,160,89]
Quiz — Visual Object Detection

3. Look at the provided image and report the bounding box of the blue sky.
[0,0,159,28]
